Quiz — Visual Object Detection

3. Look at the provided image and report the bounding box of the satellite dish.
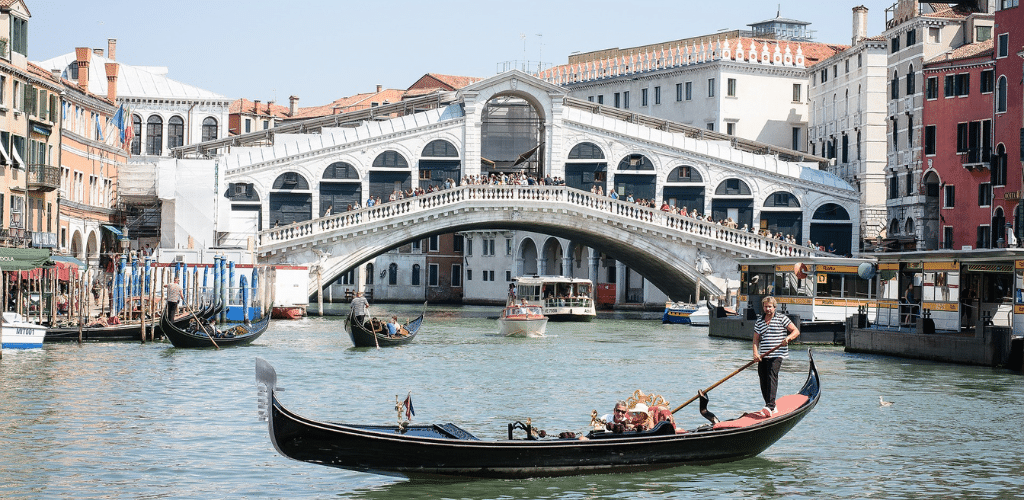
[857,262,877,280]
[793,262,809,280]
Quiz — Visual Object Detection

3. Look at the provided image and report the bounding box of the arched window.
[372,150,408,168]
[667,166,703,182]
[388,263,398,285]
[167,115,184,149]
[714,178,751,196]
[568,142,605,159]
[365,263,374,285]
[421,139,458,157]
[905,218,915,234]
[764,192,800,208]
[616,153,654,170]
[891,70,899,100]
[146,115,163,155]
[131,114,142,155]
[813,203,850,220]
[996,75,1007,113]
[202,117,218,142]
[323,162,359,179]
[412,264,421,286]
[906,64,915,95]
[272,172,310,190]
[890,218,900,235]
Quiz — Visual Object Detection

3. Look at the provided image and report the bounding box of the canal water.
[1,304,1020,499]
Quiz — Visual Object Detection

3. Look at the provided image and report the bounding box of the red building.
[923,40,997,249]
[994,4,1024,243]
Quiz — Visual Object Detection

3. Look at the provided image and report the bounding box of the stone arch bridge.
[258,185,823,300]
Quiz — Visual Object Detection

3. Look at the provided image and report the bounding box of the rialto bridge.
[163,70,859,300]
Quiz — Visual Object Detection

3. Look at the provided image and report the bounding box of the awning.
[0,141,11,166]
[10,144,23,168]
[0,248,53,270]
[103,225,124,237]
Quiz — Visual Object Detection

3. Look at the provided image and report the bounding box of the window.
[146,115,163,155]
[792,127,801,151]
[726,122,735,135]
[907,115,913,148]
[131,114,142,155]
[412,264,420,286]
[905,171,914,196]
[926,76,938,99]
[453,235,463,253]
[482,238,494,256]
[976,26,992,42]
[10,16,27,56]
[906,66,915,95]
[641,88,648,106]
[588,96,594,102]
[924,125,936,155]
[979,183,992,206]
[429,235,439,251]
[506,238,513,256]
[841,134,849,163]
[907,29,917,45]
[244,118,251,133]
[929,27,941,43]
[792,83,801,102]
[997,33,1009,58]
[980,69,994,93]
[684,82,692,100]
[845,59,850,73]
[706,122,714,131]
[833,64,838,78]
[726,78,736,97]
[466,269,472,281]
[707,78,715,97]
[451,264,462,287]
[891,36,900,53]
[428,264,439,286]
[654,86,661,104]
[1002,0,1020,8]
[943,185,955,208]
[944,74,955,97]
[623,91,629,109]
[201,117,218,141]
[167,116,184,149]
[996,75,1007,113]
[892,117,899,150]
[597,95,603,105]
[891,71,899,99]
[505,270,512,282]
[956,122,968,153]
[388,263,398,285]
[676,83,683,101]
[955,73,970,96]
[613,92,620,108]
[465,239,472,255]
[943,226,954,249]
[978,226,991,248]
[821,68,828,83]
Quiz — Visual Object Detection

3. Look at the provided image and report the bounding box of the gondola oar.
[184,303,219,350]
[366,306,380,349]
[671,341,788,414]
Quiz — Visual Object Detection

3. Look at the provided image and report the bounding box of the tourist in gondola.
[386,316,398,337]
[350,291,369,325]
[752,296,800,417]
[164,277,183,320]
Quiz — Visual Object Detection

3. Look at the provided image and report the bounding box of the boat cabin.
[513,276,596,321]
[738,256,877,324]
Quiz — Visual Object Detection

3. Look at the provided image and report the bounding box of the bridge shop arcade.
[847,249,1024,369]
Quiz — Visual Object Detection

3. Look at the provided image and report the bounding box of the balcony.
[26,163,60,192]
[961,147,991,172]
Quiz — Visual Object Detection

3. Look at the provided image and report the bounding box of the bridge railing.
[259,184,825,259]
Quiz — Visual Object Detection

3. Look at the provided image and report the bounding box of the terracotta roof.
[274,88,410,120]
[921,3,974,20]
[407,73,483,92]
[27,61,63,86]
[926,39,993,64]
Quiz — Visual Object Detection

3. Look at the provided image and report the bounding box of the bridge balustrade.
[259,185,824,259]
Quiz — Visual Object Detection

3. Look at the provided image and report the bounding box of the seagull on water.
[879,396,893,407]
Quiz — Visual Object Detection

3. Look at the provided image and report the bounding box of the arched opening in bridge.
[71,230,83,262]
[714,178,753,229]
[370,151,411,201]
[480,95,543,178]
[321,162,361,214]
[566,242,590,280]
[663,165,705,213]
[541,237,564,276]
[269,173,311,226]
[419,140,460,190]
[565,142,606,193]
[226,182,261,247]
[810,203,853,255]
[518,238,539,275]
[86,231,98,265]
[613,153,656,200]
[761,191,802,242]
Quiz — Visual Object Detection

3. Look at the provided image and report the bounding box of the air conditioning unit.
[174,255,185,262]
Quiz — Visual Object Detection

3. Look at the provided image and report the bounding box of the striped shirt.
[755,313,792,359]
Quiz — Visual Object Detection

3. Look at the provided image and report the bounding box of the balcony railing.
[961,147,992,171]
[26,163,60,191]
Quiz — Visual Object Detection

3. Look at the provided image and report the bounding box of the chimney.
[104,63,119,102]
[852,6,869,44]
[254,99,260,114]
[376,84,382,93]
[289,95,299,116]
[93,48,104,57]
[75,47,91,93]
[50,69,61,81]
[107,39,117,61]
[267,100,274,114]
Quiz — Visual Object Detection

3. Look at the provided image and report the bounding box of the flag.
[403,392,415,420]
[95,115,103,141]
[111,104,126,143]
[122,105,135,152]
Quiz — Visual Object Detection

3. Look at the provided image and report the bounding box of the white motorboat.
[497,304,548,337]
[2,312,46,349]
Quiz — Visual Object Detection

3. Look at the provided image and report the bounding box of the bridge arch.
[712,177,755,229]
[541,236,564,275]
[663,165,706,212]
[518,237,540,275]
[270,172,311,226]
[320,161,362,214]
[613,152,657,200]
[810,202,853,254]
[419,139,461,190]
[760,191,803,241]
[369,149,412,200]
[565,141,607,193]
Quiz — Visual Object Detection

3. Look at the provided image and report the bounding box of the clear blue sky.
[29,0,894,106]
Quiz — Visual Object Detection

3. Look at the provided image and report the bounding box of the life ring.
[794,262,809,280]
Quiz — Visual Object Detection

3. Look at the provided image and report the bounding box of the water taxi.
[2,312,47,349]
[513,276,596,322]
[497,303,548,337]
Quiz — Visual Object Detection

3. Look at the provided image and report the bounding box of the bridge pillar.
[589,256,600,284]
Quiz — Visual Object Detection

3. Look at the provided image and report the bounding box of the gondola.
[160,309,271,348]
[344,313,423,347]
[45,322,160,342]
[254,350,821,479]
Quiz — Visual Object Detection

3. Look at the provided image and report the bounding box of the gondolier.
[350,291,369,325]
[752,296,800,417]
[164,277,184,320]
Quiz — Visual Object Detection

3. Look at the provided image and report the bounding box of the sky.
[28,0,895,107]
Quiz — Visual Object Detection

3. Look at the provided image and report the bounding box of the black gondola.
[160,310,270,348]
[254,350,821,479]
[344,313,423,347]
[45,322,160,342]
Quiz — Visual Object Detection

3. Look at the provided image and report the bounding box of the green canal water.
[1,304,1020,499]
